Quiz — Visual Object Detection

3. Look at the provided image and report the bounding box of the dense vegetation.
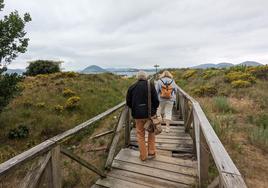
[24,60,61,76]
[0,72,133,163]
[171,65,268,187]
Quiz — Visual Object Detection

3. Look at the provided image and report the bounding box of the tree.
[25,60,61,76]
[0,0,31,111]
[0,0,31,73]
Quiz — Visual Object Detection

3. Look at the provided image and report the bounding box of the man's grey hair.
[136,71,148,80]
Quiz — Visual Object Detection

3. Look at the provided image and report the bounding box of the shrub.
[23,100,33,108]
[213,97,233,113]
[63,88,76,97]
[36,102,46,108]
[62,72,78,78]
[54,104,64,113]
[0,73,23,111]
[25,60,61,76]
[65,96,80,110]
[182,69,197,79]
[202,70,219,79]
[231,80,251,88]
[248,65,268,80]
[224,71,256,83]
[193,85,217,97]
[8,125,29,139]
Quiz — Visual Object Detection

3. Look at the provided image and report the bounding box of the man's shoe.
[148,153,156,159]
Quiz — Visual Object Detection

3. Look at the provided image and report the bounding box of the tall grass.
[213,96,233,113]
[249,127,268,152]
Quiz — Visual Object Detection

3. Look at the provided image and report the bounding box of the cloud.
[2,0,268,70]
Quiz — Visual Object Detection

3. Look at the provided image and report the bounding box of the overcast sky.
[2,0,268,70]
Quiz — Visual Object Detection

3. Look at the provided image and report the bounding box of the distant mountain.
[239,61,263,67]
[81,65,107,74]
[5,69,25,75]
[192,61,263,69]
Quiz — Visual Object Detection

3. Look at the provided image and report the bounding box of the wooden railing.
[176,86,247,188]
[0,102,131,188]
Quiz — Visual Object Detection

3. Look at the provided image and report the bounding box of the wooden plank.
[96,176,152,188]
[200,130,209,186]
[108,169,189,188]
[130,135,192,140]
[124,107,131,147]
[185,108,193,133]
[105,106,128,169]
[21,152,51,188]
[117,149,197,168]
[130,138,193,145]
[114,154,197,176]
[61,147,106,177]
[130,141,193,149]
[220,173,247,188]
[112,160,196,185]
[161,120,184,125]
[90,130,114,139]
[51,145,62,188]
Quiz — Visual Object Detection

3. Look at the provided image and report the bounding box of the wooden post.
[200,129,209,187]
[184,97,189,123]
[124,107,131,147]
[51,145,61,188]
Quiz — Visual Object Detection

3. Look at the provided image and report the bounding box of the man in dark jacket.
[126,71,159,161]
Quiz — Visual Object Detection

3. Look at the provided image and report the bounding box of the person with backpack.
[126,71,159,161]
[156,70,178,133]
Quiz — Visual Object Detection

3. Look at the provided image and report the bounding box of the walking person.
[126,71,159,161]
[156,71,178,133]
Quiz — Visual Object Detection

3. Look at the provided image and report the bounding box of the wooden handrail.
[0,101,125,176]
[176,86,247,187]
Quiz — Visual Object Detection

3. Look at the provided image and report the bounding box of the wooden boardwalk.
[0,84,247,188]
[93,109,198,188]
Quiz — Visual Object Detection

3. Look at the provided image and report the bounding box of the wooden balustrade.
[176,86,247,188]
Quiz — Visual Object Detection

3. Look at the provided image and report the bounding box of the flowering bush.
[193,85,217,97]
[62,88,76,97]
[231,80,251,88]
[54,104,64,113]
[65,96,80,110]
[182,69,197,79]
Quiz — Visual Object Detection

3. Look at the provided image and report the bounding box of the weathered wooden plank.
[112,160,196,185]
[108,169,189,188]
[91,184,106,188]
[51,145,62,188]
[105,106,128,169]
[130,135,192,140]
[220,173,247,188]
[130,141,193,149]
[161,120,184,125]
[90,130,114,139]
[199,130,209,186]
[20,152,51,188]
[117,149,197,168]
[124,107,131,147]
[0,140,55,175]
[114,154,197,176]
[96,176,152,188]
[130,137,193,145]
[61,147,106,177]
[185,108,193,133]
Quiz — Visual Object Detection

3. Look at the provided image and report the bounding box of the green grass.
[213,96,234,113]
[0,72,133,163]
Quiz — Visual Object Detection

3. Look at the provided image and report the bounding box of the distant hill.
[239,61,263,66]
[5,69,25,75]
[81,65,107,74]
[192,61,263,69]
